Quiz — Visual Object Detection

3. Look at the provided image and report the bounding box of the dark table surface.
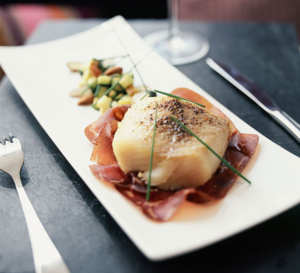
[1,19,300,273]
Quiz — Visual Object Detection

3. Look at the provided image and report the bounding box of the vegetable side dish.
[67,58,143,115]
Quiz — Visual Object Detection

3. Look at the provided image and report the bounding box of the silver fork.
[0,134,70,273]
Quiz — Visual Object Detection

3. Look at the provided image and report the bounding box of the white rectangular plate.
[0,16,299,261]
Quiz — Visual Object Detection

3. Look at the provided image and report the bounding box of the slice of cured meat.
[85,105,130,144]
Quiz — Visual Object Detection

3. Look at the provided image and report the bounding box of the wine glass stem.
[168,0,179,39]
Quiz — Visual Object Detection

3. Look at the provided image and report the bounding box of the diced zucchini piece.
[111,76,120,83]
[86,77,97,88]
[119,73,133,89]
[93,97,99,105]
[114,93,124,100]
[108,90,117,98]
[118,95,132,106]
[111,101,119,108]
[111,76,123,91]
[79,70,93,86]
[97,75,111,85]
[96,95,112,115]
[95,85,108,98]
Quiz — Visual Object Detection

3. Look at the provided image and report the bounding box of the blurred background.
[2,0,300,46]
[1,0,300,78]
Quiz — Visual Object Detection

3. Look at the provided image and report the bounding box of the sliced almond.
[104,66,123,76]
[90,64,102,77]
[77,89,94,105]
[67,62,84,72]
[69,85,89,97]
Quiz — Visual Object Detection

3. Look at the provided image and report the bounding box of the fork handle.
[13,173,70,273]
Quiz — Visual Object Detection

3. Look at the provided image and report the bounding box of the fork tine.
[2,135,7,145]
[1,134,15,145]
[9,133,14,142]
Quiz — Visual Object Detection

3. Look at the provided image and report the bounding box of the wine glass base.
[144,30,209,65]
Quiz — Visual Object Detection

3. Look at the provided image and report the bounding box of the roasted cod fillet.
[112,96,231,190]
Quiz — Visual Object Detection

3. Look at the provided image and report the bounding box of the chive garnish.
[80,80,97,96]
[140,92,149,101]
[102,50,153,98]
[112,28,150,93]
[100,54,128,72]
[103,78,122,97]
[170,116,251,184]
[154,89,205,108]
[146,102,158,202]
[94,84,101,97]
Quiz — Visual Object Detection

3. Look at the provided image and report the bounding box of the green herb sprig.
[102,51,153,98]
[112,28,150,93]
[80,81,96,96]
[101,54,128,73]
[146,102,158,202]
[170,116,251,184]
[154,89,205,108]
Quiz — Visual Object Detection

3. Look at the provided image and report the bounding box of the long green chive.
[140,92,149,101]
[154,89,205,108]
[170,116,251,184]
[146,102,158,202]
[112,28,150,93]
[97,54,128,63]
[100,54,128,70]
[111,50,152,101]
[80,80,97,96]
[94,84,101,97]
[102,50,153,98]
[92,84,104,108]
[103,78,122,97]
